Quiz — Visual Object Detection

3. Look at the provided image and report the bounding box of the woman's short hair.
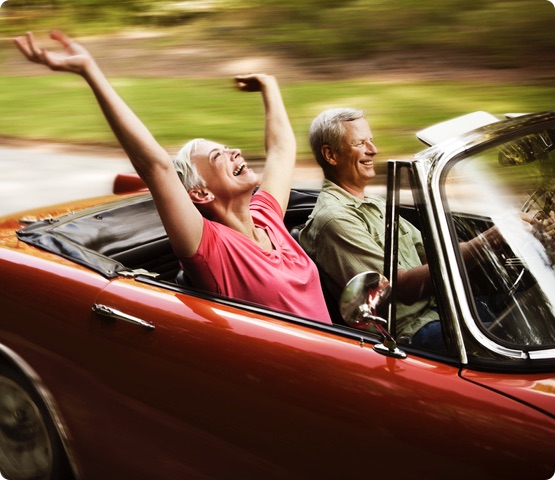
[309,108,365,170]
[173,138,207,191]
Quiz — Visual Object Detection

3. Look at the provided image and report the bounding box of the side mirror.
[340,272,406,359]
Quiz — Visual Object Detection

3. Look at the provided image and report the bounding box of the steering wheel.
[521,188,554,223]
[521,188,555,257]
[487,188,554,311]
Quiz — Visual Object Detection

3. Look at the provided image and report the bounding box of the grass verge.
[0,75,553,161]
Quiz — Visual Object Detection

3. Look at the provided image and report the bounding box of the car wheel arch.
[0,342,79,479]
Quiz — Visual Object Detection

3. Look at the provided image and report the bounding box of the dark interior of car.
[21,185,544,340]
[16,188,427,328]
[111,189,325,283]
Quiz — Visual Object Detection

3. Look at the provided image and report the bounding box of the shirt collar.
[321,179,374,207]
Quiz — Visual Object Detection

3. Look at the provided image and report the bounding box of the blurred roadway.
[0,142,324,216]
[0,142,132,216]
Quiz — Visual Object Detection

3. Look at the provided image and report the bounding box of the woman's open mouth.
[233,162,247,176]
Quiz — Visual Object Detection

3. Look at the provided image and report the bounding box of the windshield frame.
[426,111,555,364]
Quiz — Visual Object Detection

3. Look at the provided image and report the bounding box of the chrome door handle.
[92,304,155,330]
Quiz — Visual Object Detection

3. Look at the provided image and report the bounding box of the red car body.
[0,112,554,479]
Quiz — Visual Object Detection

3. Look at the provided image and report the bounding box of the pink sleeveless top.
[180,190,331,324]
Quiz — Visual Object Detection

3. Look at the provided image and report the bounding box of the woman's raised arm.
[14,31,204,258]
[235,73,296,215]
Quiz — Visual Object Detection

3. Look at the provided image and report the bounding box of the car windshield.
[443,127,555,351]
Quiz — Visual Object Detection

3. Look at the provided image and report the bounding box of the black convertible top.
[16,189,320,279]
[17,194,164,278]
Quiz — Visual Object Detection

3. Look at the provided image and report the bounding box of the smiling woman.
[2,111,555,480]
[13,30,332,324]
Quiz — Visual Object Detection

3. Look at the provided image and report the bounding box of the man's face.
[332,117,378,191]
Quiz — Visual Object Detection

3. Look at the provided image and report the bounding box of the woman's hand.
[235,73,275,93]
[14,30,94,76]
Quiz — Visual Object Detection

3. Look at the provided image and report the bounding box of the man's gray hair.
[173,138,207,191]
[309,108,365,170]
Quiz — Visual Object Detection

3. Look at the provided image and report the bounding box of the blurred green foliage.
[1,1,554,162]
[2,0,554,67]
[0,74,552,161]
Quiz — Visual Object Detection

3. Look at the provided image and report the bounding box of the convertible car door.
[81,277,552,480]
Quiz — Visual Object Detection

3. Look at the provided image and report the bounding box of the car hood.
[462,370,555,418]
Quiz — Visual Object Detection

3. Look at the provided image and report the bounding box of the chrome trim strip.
[529,349,555,360]
[412,153,470,364]
[92,304,156,330]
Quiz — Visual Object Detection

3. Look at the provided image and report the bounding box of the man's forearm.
[396,265,434,305]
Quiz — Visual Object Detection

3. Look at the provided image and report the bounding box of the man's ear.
[321,145,337,166]
[188,188,215,205]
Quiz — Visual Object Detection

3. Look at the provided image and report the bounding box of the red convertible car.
[0,111,554,480]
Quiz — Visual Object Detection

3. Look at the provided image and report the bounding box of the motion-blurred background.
[1,0,554,212]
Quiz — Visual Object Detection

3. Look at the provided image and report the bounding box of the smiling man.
[300,108,445,351]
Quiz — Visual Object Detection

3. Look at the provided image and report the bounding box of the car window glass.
[443,128,555,349]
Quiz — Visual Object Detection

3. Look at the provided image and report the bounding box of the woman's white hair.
[173,138,207,191]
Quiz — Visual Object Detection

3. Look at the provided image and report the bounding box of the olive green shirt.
[299,179,438,339]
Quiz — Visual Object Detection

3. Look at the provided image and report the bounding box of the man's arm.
[396,266,433,305]
[313,213,434,306]
[236,74,296,215]
[14,31,204,258]
[311,214,389,297]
